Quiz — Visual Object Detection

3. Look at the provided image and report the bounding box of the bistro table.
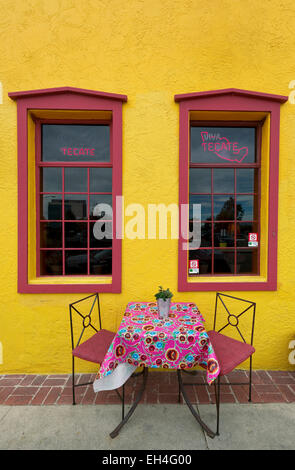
[93,301,220,438]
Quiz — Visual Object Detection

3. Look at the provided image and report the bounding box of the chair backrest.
[69,293,102,349]
[213,292,256,346]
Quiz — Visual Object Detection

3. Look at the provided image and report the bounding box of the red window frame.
[175,88,287,292]
[189,120,261,276]
[36,118,114,278]
[9,87,127,293]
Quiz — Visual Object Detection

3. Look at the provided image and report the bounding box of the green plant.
[154,286,173,301]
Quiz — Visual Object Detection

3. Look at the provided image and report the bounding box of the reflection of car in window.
[91,250,112,275]
[65,250,112,275]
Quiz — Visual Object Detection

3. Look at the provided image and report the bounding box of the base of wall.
[0,370,294,405]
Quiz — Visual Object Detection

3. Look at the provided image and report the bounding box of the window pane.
[236,169,257,193]
[191,127,256,164]
[189,249,212,274]
[237,249,258,274]
[40,222,62,248]
[65,222,87,248]
[64,195,88,220]
[189,222,212,247]
[90,221,112,248]
[213,168,234,193]
[90,168,112,193]
[214,222,235,247]
[40,251,62,275]
[189,195,211,221]
[41,168,62,193]
[214,196,235,220]
[214,249,235,274]
[42,124,110,162]
[41,195,62,220]
[237,222,258,247]
[65,251,88,275]
[189,168,211,193]
[90,250,112,275]
[90,195,113,219]
[236,195,256,220]
[65,168,88,193]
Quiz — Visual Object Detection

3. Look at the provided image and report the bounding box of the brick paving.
[0,370,294,406]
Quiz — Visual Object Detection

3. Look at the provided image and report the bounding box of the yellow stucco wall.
[1,0,295,374]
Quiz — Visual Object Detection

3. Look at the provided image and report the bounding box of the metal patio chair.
[69,293,117,405]
[208,292,256,435]
[178,292,256,437]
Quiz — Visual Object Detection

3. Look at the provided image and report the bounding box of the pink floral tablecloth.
[96,302,220,385]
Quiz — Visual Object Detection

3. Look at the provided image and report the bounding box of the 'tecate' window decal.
[191,127,256,164]
[42,124,110,162]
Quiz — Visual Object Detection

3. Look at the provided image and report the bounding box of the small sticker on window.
[189,260,199,274]
[248,233,258,247]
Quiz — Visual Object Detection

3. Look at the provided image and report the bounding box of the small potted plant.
[154,286,173,318]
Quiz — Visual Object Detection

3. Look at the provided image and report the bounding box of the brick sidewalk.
[0,370,294,406]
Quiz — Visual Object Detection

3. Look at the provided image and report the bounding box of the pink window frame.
[8,87,127,293]
[175,88,288,292]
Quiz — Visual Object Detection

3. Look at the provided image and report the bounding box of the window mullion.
[211,168,214,275]
[234,168,237,275]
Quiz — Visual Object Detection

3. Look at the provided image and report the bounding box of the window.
[9,87,127,293]
[37,122,113,277]
[175,88,287,291]
[189,124,260,276]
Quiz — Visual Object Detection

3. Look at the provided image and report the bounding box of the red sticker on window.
[248,233,258,247]
[189,260,199,274]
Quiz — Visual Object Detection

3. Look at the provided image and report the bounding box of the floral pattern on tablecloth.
[96,302,220,385]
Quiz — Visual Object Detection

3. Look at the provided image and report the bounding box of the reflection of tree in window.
[215,197,244,221]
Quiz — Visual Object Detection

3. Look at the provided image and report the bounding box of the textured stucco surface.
[0,0,295,373]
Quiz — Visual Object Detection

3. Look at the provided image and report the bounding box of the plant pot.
[157,298,171,319]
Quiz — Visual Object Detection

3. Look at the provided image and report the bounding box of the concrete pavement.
[0,403,294,450]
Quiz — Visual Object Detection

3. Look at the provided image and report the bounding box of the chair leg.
[72,356,76,406]
[122,384,125,420]
[248,355,253,402]
[214,375,220,436]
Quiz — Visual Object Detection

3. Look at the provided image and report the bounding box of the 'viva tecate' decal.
[201,131,248,163]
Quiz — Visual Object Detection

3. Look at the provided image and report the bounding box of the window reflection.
[89,195,113,219]
[214,222,235,247]
[189,222,211,247]
[65,168,88,193]
[90,221,112,248]
[237,222,258,246]
[40,222,62,248]
[189,249,212,274]
[41,195,62,220]
[213,168,234,193]
[65,251,88,275]
[90,250,112,275]
[41,168,62,193]
[236,169,257,193]
[189,168,211,193]
[214,196,235,220]
[236,195,255,220]
[237,249,258,274]
[65,222,87,248]
[90,168,112,193]
[64,196,88,220]
[189,195,211,221]
[214,250,235,274]
[40,251,62,275]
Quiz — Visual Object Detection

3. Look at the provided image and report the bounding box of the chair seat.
[207,330,255,376]
[72,329,115,364]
